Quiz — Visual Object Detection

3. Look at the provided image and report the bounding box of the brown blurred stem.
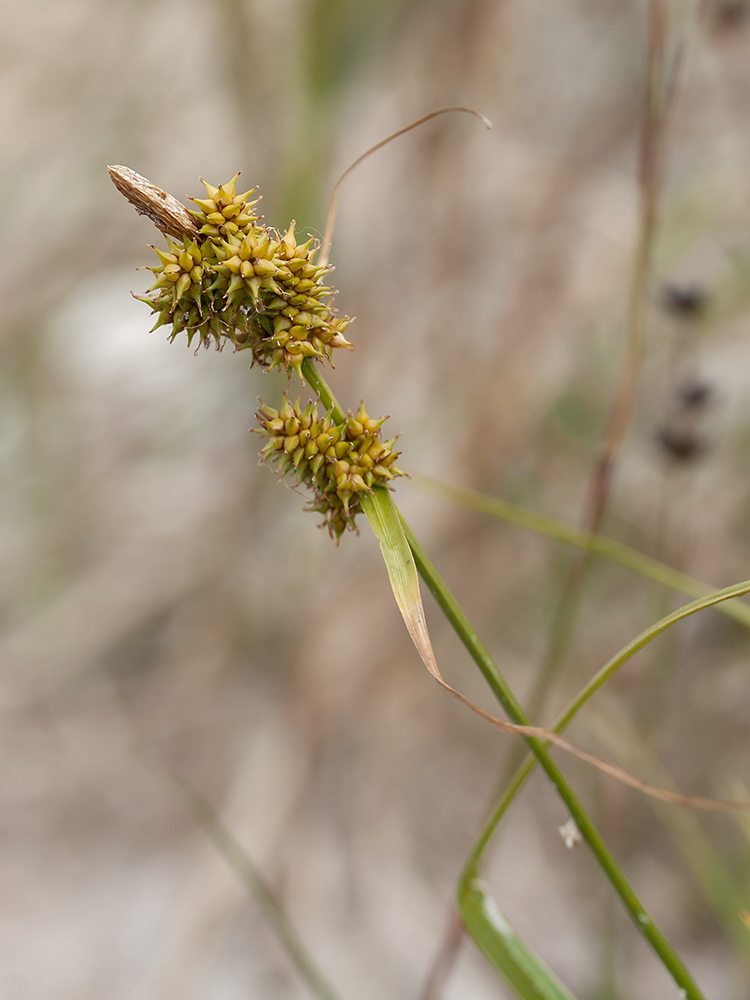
[525,0,671,725]
[419,910,465,1000]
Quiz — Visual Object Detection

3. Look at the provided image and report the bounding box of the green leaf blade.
[460,880,579,1000]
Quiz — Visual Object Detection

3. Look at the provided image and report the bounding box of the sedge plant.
[110,158,749,1000]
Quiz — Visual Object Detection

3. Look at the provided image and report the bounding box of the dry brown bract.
[108,165,199,241]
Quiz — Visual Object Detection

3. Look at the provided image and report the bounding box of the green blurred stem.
[409,473,750,630]
[173,773,343,1000]
[402,523,708,1000]
[302,359,705,997]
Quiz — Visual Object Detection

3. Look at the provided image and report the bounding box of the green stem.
[402,522,707,1000]
[302,358,346,423]
[464,574,750,882]
[173,773,343,1000]
[300,359,705,996]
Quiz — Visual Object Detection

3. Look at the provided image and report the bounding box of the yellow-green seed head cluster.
[255,396,403,540]
[137,175,353,377]
[125,170,403,541]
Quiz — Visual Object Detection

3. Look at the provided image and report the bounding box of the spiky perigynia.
[255,396,403,540]
[189,174,261,239]
[135,175,354,375]
[114,167,400,542]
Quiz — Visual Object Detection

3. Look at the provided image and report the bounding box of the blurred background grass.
[3,0,750,997]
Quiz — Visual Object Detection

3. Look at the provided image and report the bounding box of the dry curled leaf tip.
[108,165,199,240]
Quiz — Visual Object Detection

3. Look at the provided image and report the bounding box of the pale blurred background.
[3,1,750,997]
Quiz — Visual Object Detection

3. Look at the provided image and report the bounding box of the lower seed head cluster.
[255,397,403,540]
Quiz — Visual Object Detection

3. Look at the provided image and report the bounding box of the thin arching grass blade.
[409,472,750,631]
[171,773,343,1000]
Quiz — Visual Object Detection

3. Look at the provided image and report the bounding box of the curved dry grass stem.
[319,106,492,265]
[364,481,750,814]
[394,507,750,815]
[435,675,750,814]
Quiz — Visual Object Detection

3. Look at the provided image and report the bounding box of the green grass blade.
[458,576,750,981]
[360,487,440,680]
[361,488,580,999]
[460,881,579,1000]
[172,774,344,1000]
[410,472,750,630]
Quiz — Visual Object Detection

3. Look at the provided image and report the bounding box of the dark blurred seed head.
[713,0,750,31]
[656,427,706,463]
[676,380,713,411]
[660,282,709,319]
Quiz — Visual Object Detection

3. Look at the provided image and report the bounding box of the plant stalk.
[402,522,707,1000]
[302,360,706,998]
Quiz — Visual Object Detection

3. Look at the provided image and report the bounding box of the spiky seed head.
[254,395,403,540]
[129,174,354,373]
